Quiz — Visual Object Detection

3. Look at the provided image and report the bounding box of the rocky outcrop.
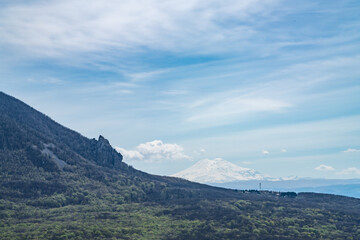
[91,135,123,169]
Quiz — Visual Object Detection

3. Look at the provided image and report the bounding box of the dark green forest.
[1,91,359,239]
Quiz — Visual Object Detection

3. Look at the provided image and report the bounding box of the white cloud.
[262,150,270,155]
[337,167,360,175]
[281,149,287,153]
[114,147,144,161]
[115,140,190,163]
[314,164,335,171]
[0,0,279,58]
[343,148,360,153]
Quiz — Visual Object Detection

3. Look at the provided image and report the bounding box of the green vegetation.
[1,194,359,239]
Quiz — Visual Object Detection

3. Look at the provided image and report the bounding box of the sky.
[0,0,359,179]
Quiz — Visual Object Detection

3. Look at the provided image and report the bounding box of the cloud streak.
[186,96,291,125]
[338,167,360,175]
[0,0,279,58]
[343,148,360,153]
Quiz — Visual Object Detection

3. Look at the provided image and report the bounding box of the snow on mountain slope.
[172,158,264,184]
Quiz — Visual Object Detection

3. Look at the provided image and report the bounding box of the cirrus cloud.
[187,97,292,124]
[0,0,280,58]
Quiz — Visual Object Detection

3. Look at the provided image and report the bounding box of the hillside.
[1,91,360,239]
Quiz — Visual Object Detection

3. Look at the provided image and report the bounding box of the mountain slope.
[0,91,123,170]
[172,158,264,183]
[1,91,360,240]
[0,91,250,202]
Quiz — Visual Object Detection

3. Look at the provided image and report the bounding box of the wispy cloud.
[72,81,139,95]
[315,165,335,171]
[126,70,168,82]
[115,140,190,163]
[343,148,360,153]
[180,115,360,161]
[0,0,279,59]
[27,77,65,85]
[162,90,188,96]
[186,97,291,125]
[337,167,360,175]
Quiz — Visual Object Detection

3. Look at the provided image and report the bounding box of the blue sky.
[1,0,359,178]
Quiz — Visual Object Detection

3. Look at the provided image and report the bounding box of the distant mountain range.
[173,158,360,198]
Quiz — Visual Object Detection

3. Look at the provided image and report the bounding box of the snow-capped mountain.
[172,158,265,184]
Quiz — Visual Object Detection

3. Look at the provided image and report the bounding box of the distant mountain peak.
[172,158,265,184]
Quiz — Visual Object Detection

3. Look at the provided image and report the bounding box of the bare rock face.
[92,135,123,169]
